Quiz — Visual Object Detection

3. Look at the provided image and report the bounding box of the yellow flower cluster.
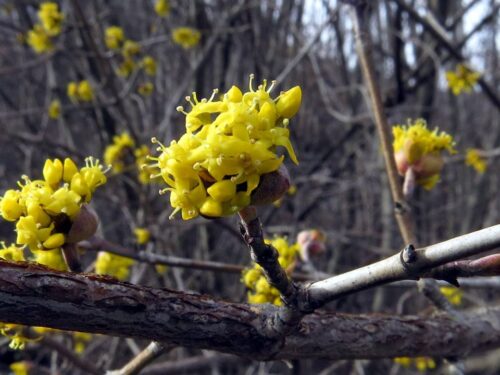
[440,286,463,305]
[103,133,154,184]
[104,26,156,96]
[465,148,487,174]
[135,145,156,183]
[150,77,301,220]
[10,361,30,375]
[138,82,154,96]
[26,2,64,54]
[32,248,67,271]
[105,26,125,50]
[27,25,53,53]
[73,331,93,353]
[122,39,141,59]
[0,323,30,350]
[67,80,94,102]
[242,236,299,306]
[134,227,151,244]
[104,133,135,173]
[394,357,436,372]
[446,64,480,95]
[141,56,157,76]
[38,2,64,36]
[1,239,66,271]
[95,251,135,281]
[48,99,61,119]
[0,242,25,262]
[0,157,106,257]
[155,0,170,17]
[393,119,456,190]
[172,27,201,49]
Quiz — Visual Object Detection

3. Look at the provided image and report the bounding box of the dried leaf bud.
[250,165,290,206]
[66,205,98,243]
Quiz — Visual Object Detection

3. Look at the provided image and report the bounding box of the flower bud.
[207,180,236,202]
[250,165,290,205]
[226,86,243,102]
[66,205,98,243]
[395,150,443,178]
[63,158,78,182]
[43,159,63,186]
[199,197,223,218]
[276,86,302,118]
[0,190,23,222]
[297,229,326,262]
[43,233,65,249]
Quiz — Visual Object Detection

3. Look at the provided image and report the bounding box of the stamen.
[249,74,255,92]
[267,80,277,93]
[192,92,199,104]
[169,207,181,220]
[208,88,219,102]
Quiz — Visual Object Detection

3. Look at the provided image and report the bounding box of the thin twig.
[107,341,172,375]
[350,3,415,245]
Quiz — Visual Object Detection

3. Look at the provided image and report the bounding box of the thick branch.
[1,261,500,360]
[306,225,500,308]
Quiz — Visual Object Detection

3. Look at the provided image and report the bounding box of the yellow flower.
[67,82,78,101]
[465,148,487,174]
[67,80,94,102]
[393,119,456,190]
[138,82,154,96]
[440,286,463,306]
[394,357,436,372]
[77,80,94,101]
[134,228,150,245]
[27,24,53,53]
[134,145,155,184]
[0,242,25,262]
[117,58,136,78]
[10,361,30,375]
[141,56,157,76]
[95,251,135,281]
[38,2,64,36]
[394,357,412,368]
[122,39,141,58]
[149,76,301,220]
[0,189,23,222]
[446,64,480,95]
[0,157,106,253]
[172,27,201,49]
[242,236,299,305]
[105,26,124,50]
[103,132,135,173]
[0,323,37,351]
[73,332,92,354]
[154,0,170,17]
[48,99,61,119]
[32,248,67,271]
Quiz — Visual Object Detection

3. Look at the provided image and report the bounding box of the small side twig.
[106,341,172,375]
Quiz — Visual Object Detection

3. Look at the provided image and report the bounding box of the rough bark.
[0,260,499,360]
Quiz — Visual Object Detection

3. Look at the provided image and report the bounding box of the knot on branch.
[400,243,419,276]
[394,200,411,215]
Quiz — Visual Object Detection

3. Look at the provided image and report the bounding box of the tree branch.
[1,260,500,360]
